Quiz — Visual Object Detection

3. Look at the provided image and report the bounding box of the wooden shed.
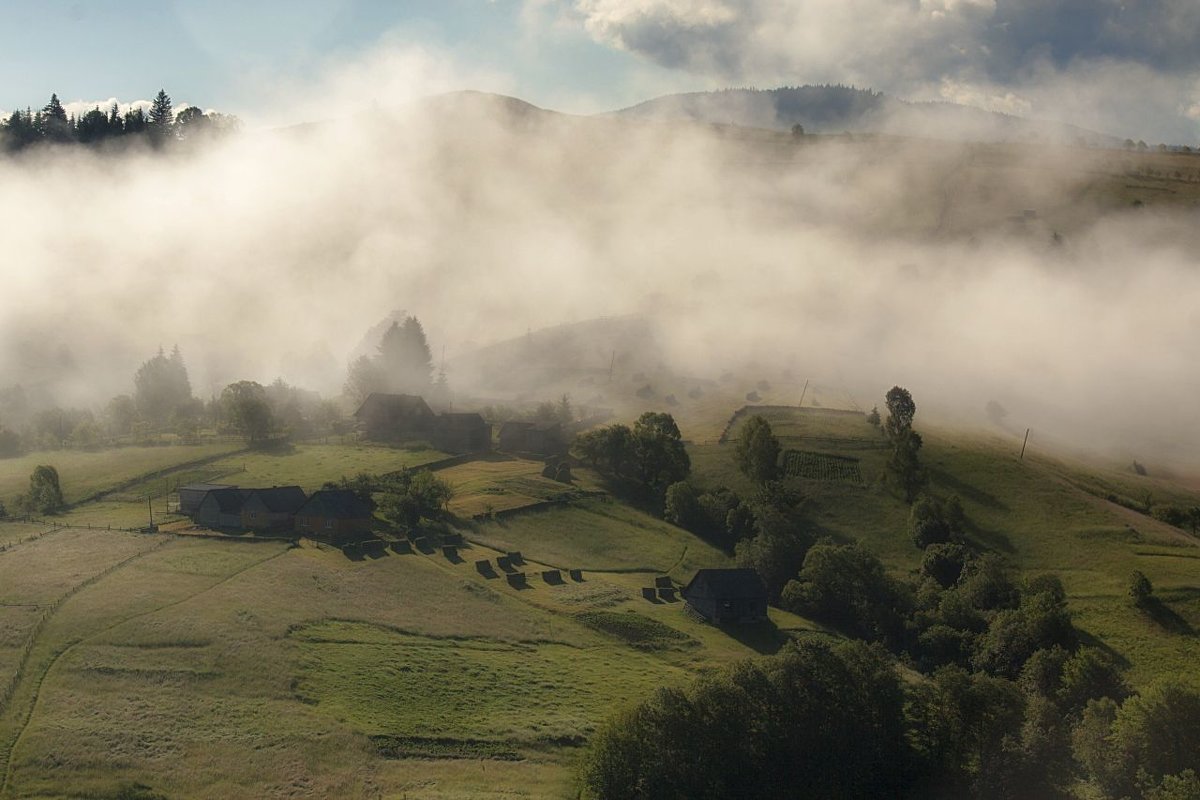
[353,393,436,442]
[241,486,307,531]
[294,489,374,544]
[681,569,769,624]
[179,483,234,516]
[195,488,252,530]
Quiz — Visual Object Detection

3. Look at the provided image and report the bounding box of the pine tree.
[148,89,173,143]
[108,102,123,135]
[377,316,433,395]
[41,93,72,143]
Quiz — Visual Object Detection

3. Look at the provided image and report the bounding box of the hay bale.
[506,572,527,588]
[658,587,677,601]
[641,587,657,601]
[442,545,459,560]
[497,555,513,572]
[390,540,413,555]
[507,551,524,565]
[443,532,464,545]
[475,559,496,577]
[413,537,431,553]
[542,569,563,585]
[654,576,673,589]
[569,568,583,582]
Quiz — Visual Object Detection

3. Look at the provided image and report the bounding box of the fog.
[1,52,1198,471]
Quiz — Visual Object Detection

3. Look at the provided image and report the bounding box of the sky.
[2,0,1199,142]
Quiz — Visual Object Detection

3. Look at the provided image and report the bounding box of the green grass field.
[0,405,1195,797]
[696,407,1200,690]
[438,456,585,518]
[0,443,244,506]
[468,497,731,579]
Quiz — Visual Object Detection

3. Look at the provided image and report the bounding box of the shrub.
[1129,570,1153,607]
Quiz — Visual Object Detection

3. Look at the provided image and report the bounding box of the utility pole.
[147,496,154,531]
[1020,428,1031,461]
[798,379,809,408]
[608,350,615,384]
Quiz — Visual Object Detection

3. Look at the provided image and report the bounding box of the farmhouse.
[241,486,307,531]
[294,489,374,544]
[682,568,769,624]
[178,483,234,515]
[436,412,492,453]
[497,421,564,454]
[354,393,436,442]
[195,487,252,529]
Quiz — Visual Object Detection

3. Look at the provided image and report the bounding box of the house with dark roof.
[436,412,491,453]
[178,483,234,516]
[195,488,253,530]
[354,393,436,442]
[241,486,307,531]
[682,568,769,624]
[497,421,564,454]
[294,489,374,544]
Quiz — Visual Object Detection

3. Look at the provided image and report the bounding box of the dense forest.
[1,90,238,152]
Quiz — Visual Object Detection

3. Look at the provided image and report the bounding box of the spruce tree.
[148,89,174,143]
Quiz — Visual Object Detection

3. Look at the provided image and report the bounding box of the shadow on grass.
[1074,628,1133,668]
[1139,598,1195,635]
[966,525,1016,554]
[718,619,787,655]
[927,467,1008,511]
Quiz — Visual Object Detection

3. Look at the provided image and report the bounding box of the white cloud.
[542,0,1200,141]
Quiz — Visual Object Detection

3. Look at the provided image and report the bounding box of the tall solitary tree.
[220,381,273,443]
[148,89,174,143]
[377,316,433,395]
[883,386,925,502]
[133,346,194,426]
[736,415,781,484]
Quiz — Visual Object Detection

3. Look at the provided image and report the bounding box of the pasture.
[698,405,1200,689]
[437,455,585,518]
[0,407,1197,796]
[0,443,243,506]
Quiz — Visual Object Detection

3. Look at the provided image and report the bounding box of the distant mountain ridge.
[610,85,1122,147]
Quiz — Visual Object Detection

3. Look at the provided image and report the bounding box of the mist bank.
[0,90,1197,469]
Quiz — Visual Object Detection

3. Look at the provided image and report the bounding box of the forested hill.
[611,85,1122,146]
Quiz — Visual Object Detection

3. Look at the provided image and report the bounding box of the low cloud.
[553,0,1200,142]
[1,40,1198,473]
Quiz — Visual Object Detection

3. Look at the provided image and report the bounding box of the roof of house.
[499,420,561,434]
[243,486,307,513]
[439,412,487,429]
[198,487,252,515]
[682,569,768,600]
[180,483,234,493]
[353,393,434,419]
[297,489,374,520]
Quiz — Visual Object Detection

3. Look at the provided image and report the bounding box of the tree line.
[2,90,238,152]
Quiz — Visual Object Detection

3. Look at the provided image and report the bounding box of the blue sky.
[0,1,686,122]
[1,1,1197,141]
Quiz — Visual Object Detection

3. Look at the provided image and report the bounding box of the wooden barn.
[294,490,374,544]
[682,569,769,624]
[497,421,564,454]
[353,393,436,442]
[436,412,492,453]
[241,486,307,531]
[195,488,252,530]
[178,483,234,516]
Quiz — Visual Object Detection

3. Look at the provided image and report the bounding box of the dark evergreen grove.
[1,90,238,152]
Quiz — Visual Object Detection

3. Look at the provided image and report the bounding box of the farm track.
[0,539,289,796]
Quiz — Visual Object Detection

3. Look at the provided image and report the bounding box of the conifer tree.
[148,89,173,143]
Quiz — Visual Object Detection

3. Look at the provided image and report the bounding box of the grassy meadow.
[0,403,1195,797]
